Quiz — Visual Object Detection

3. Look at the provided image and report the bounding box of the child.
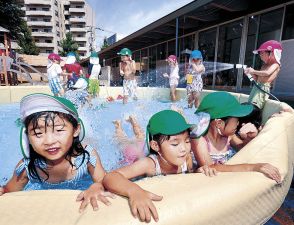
[245,40,282,109]
[103,110,211,223]
[63,52,83,89]
[88,51,101,99]
[118,48,137,104]
[64,77,92,108]
[47,53,64,97]
[0,93,113,212]
[163,55,179,102]
[186,50,205,108]
[112,115,145,165]
[191,91,281,183]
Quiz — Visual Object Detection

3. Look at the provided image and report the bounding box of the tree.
[100,37,109,50]
[0,0,39,55]
[17,22,40,55]
[59,32,79,58]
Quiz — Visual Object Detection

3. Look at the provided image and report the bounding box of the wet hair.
[24,111,89,182]
[148,129,190,155]
[237,103,262,131]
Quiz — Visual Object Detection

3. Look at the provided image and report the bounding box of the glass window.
[199,28,217,88]
[140,48,149,85]
[216,20,243,90]
[157,42,167,60]
[282,4,294,40]
[179,35,194,64]
[168,40,175,56]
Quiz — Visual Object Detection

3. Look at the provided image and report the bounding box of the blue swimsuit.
[15,145,97,190]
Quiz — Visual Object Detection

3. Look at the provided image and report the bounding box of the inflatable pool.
[0,87,293,225]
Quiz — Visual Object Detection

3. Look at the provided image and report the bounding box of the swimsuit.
[15,145,97,190]
[148,154,188,176]
[248,82,271,109]
[204,136,236,164]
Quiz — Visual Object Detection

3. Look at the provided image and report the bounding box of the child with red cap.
[47,53,64,96]
[163,55,179,101]
[245,40,282,109]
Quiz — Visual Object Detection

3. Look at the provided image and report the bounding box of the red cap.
[253,40,282,54]
[48,53,62,61]
[166,55,177,63]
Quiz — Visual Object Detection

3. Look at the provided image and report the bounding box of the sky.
[86,0,194,50]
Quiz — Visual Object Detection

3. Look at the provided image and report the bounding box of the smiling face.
[27,113,80,163]
[151,130,191,166]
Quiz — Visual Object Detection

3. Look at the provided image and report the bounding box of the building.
[99,0,294,99]
[17,0,95,56]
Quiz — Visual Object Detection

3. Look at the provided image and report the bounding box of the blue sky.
[86,0,194,49]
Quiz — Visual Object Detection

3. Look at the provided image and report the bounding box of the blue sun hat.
[190,50,203,60]
[19,93,85,158]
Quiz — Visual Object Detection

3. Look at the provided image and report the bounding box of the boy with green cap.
[191,91,281,182]
[118,48,137,104]
[103,109,211,223]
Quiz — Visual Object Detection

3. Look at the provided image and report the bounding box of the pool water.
[0,97,195,188]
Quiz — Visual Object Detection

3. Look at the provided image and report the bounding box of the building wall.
[18,0,94,57]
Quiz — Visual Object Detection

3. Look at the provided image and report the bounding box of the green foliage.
[100,37,109,50]
[59,32,79,60]
[0,0,24,39]
[17,22,40,55]
[0,0,39,55]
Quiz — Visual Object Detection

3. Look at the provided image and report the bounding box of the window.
[199,28,217,88]
[76,5,83,8]
[216,20,243,90]
[56,22,59,27]
[57,31,60,37]
[43,18,50,22]
[42,8,49,11]
[156,42,167,60]
[30,18,38,21]
[32,29,38,32]
[45,40,52,43]
[282,4,294,40]
[54,0,58,6]
[55,10,58,16]
[29,8,37,11]
[46,50,51,53]
[44,28,51,32]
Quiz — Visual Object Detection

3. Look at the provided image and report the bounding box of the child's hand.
[239,123,258,140]
[162,73,169,78]
[0,186,5,196]
[244,67,254,75]
[254,163,281,183]
[76,182,116,213]
[128,188,162,223]
[197,165,217,177]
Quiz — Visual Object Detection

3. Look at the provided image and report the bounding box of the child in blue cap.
[191,91,281,182]
[0,93,114,212]
[186,50,205,108]
[103,109,211,223]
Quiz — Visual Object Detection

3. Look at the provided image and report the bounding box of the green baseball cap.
[195,92,253,119]
[147,110,192,136]
[19,93,85,158]
[117,48,132,56]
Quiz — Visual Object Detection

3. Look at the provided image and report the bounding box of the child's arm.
[245,63,280,77]
[119,62,124,76]
[210,163,281,183]
[130,60,136,74]
[231,123,258,150]
[76,149,115,212]
[191,137,217,176]
[103,158,163,223]
[0,160,29,195]
[191,63,205,74]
